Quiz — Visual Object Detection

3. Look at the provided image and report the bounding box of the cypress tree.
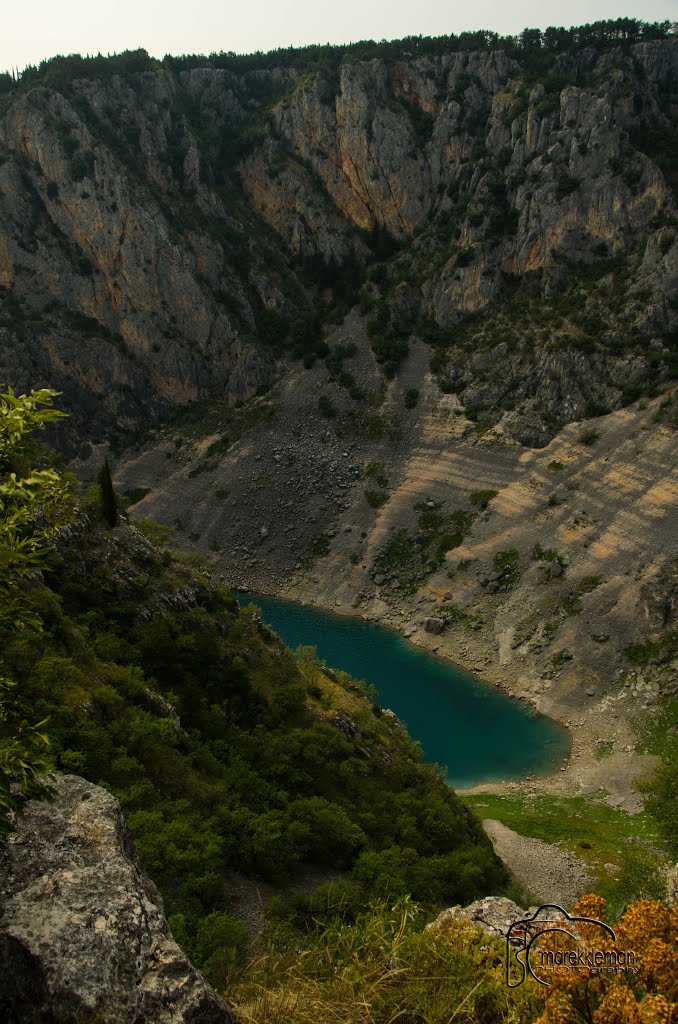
[97,457,118,527]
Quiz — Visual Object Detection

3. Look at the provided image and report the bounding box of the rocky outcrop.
[0,74,284,449]
[426,895,529,939]
[0,774,240,1024]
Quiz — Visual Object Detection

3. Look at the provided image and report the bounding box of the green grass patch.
[624,631,676,667]
[336,410,401,443]
[133,517,176,546]
[301,533,332,568]
[463,793,668,905]
[434,606,468,621]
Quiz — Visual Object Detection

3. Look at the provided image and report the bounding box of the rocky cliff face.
[0,773,240,1024]
[0,36,676,449]
[242,42,678,308]
[241,40,678,443]
[0,69,295,449]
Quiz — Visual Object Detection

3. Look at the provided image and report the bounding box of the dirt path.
[482,819,593,909]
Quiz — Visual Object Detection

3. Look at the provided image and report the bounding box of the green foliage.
[556,173,580,200]
[469,489,497,510]
[492,549,520,582]
[374,501,476,593]
[309,533,331,558]
[121,486,150,506]
[531,543,562,562]
[336,409,400,443]
[624,634,672,667]
[0,504,506,959]
[363,461,388,487]
[370,333,409,377]
[561,592,583,615]
[641,701,678,857]
[13,20,673,103]
[577,574,601,593]
[97,458,118,527]
[464,792,669,904]
[205,433,231,457]
[187,460,218,478]
[236,895,539,1024]
[318,395,335,418]
[435,606,468,621]
[404,388,419,409]
[578,428,600,446]
[0,388,71,830]
[364,489,389,509]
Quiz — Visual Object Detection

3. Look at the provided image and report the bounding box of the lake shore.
[235,588,570,788]
[235,578,658,815]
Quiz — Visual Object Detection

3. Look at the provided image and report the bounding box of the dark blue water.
[237,593,569,788]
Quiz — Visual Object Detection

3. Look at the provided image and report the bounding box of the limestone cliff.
[0,773,240,1024]
[0,33,676,449]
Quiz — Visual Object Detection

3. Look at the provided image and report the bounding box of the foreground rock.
[0,774,239,1024]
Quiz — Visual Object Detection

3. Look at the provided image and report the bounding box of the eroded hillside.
[111,310,677,810]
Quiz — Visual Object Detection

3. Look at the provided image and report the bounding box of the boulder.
[0,774,240,1024]
[426,896,529,939]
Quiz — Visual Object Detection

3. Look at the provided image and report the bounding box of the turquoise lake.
[237,593,569,788]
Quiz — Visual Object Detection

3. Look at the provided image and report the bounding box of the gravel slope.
[482,818,593,909]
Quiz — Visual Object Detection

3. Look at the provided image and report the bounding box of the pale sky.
[2,0,677,76]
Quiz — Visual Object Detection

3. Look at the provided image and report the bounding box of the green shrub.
[122,487,150,506]
[470,489,498,510]
[318,395,335,418]
[365,489,389,509]
[578,428,600,446]
[493,549,520,575]
[188,460,218,478]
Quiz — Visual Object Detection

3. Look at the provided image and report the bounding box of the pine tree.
[98,457,118,528]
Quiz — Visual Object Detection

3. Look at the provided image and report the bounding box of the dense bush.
[2,500,507,966]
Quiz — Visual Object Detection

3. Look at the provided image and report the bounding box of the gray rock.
[424,616,446,635]
[0,775,240,1024]
[426,896,529,940]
